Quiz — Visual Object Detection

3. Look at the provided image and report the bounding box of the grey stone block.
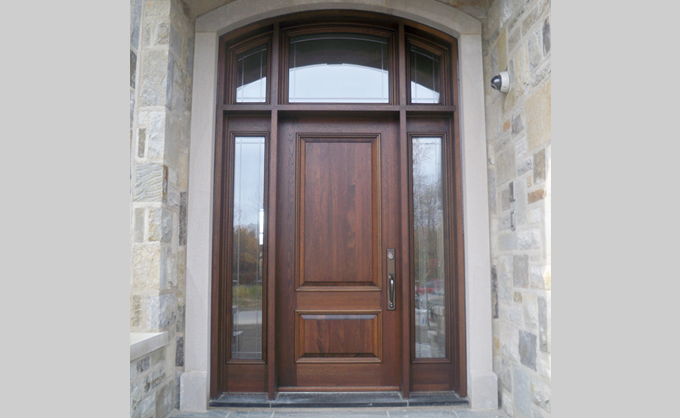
[179,192,187,246]
[130,50,137,88]
[135,163,164,202]
[137,128,146,158]
[176,336,184,367]
[500,358,512,392]
[517,157,532,176]
[512,366,531,418]
[500,187,511,212]
[518,229,541,250]
[498,256,513,301]
[140,49,170,107]
[144,366,167,394]
[542,16,551,55]
[161,209,173,243]
[513,255,528,288]
[512,113,524,135]
[533,148,546,184]
[519,331,537,370]
[147,111,166,160]
[499,233,517,251]
[523,294,538,330]
[538,296,549,352]
[132,387,153,418]
[531,379,551,412]
[147,294,176,330]
[136,356,150,373]
[130,0,142,49]
[528,29,542,71]
[156,383,174,418]
[496,146,516,185]
[147,207,162,241]
[176,304,185,333]
[134,208,145,242]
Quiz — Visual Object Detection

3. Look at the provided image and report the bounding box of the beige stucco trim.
[183,0,496,411]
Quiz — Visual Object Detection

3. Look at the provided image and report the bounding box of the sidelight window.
[230,136,266,360]
[411,137,447,359]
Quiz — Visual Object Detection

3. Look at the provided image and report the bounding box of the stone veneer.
[482,0,551,417]
[130,0,194,416]
[131,344,174,418]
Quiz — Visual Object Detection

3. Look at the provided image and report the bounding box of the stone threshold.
[209,391,467,408]
[130,331,169,361]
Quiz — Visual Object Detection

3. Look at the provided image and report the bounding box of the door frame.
[182,0,497,411]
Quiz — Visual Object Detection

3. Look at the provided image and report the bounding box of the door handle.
[387,249,396,311]
[387,273,396,310]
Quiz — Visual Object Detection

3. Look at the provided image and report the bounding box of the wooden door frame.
[210,11,465,400]
[182,1,498,412]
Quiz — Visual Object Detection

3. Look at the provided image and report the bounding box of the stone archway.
[181,0,497,411]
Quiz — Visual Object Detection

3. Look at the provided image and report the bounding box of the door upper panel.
[297,134,381,290]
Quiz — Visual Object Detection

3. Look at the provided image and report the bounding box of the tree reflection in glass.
[412,137,446,359]
[231,137,265,360]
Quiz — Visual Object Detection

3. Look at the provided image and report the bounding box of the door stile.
[266,22,280,400]
[397,21,411,399]
[399,109,411,398]
[210,39,228,399]
[267,110,278,400]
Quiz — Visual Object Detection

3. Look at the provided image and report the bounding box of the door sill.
[209,391,467,408]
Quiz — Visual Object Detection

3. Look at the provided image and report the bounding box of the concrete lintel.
[196,0,481,37]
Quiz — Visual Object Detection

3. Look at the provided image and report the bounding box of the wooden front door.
[275,116,402,390]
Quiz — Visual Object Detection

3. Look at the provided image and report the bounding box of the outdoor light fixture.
[491,71,510,93]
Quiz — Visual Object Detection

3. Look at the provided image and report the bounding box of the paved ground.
[168,406,510,418]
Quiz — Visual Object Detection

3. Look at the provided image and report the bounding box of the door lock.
[387,249,396,311]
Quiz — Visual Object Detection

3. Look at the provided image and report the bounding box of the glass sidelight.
[411,137,446,359]
[231,136,266,360]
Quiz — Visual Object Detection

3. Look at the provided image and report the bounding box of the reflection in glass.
[410,45,441,104]
[289,33,389,103]
[236,44,267,103]
[412,137,446,358]
[231,137,265,359]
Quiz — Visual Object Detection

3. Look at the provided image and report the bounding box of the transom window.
[222,19,454,106]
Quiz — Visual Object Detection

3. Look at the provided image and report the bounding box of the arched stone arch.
[182,0,496,411]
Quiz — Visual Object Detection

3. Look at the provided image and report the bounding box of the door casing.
[208,10,468,401]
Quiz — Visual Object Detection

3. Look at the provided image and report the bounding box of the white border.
[181,0,496,411]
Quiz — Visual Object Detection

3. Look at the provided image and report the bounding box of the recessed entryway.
[182,0,496,411]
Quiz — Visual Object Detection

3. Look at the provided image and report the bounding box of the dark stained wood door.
[275,115,402,390]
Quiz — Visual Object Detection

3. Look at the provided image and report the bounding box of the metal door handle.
[387,273,396,310]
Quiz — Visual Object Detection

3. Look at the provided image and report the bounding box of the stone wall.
[482,0,551,417]
[131,346,174,418]
[130,0,194,416]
